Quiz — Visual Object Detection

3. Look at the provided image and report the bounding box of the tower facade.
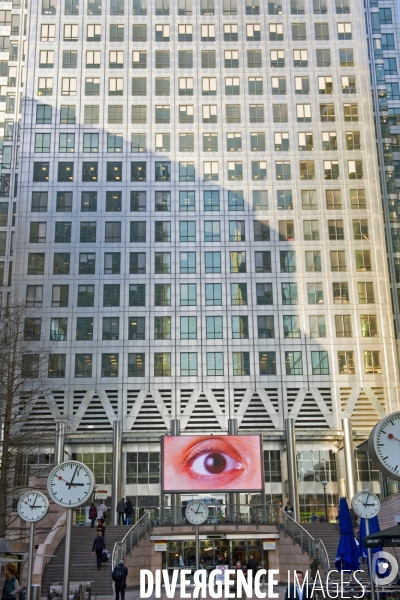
[8,0,400,516]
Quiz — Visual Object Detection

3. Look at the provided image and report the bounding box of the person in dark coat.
[97,518,106,540]
[113,560,128,600]
[284,504,294,515]
[125,498,134,525]
[92,533,106,569]
[285,570,313,600]
[117,498,126,525]
[309,557,319,579]
[246,555,258,577]
[89,503,97,528]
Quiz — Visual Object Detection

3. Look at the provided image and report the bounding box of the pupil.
[204,453,226,474]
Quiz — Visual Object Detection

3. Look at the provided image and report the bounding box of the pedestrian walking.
[112,560,128,600]
[285,570,312,600]
[310,512,317,523]
[97,502,107,521]
[92,534,106,570]
[284,503,294,515]
[309,557,319,579]
[232,561,246,599]
[1,564,19,600]
[125,498,134,525]
[117,497,126,525]
[246,555,258,578]
[97,518,105,541]
[89,503,97,528]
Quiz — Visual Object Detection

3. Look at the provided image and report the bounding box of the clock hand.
[58,476,78,487]
[363,492,370,507]
[388,433,400,442]
[68,465,79,489]
[32,494,38,509]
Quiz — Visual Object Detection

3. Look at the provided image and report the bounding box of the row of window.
[33,128,363,155]
[22,348,381,378]
[41,0,353,18]
[30,159,367,183]
[24,250,373,278]
[36,82,359,128]
[38,71,358,98]
[29,188,367,213]
[24,313,379,342]
[41,21,358,43]
[37,48,357,78]
[34,103,359,127]
[26,219,370,243]
[25,280,376,308]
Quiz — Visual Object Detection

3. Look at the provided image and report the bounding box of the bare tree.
[0,294,59,538]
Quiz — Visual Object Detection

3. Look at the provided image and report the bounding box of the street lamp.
[321,480,328,523]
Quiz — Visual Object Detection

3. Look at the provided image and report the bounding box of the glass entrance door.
[164,538,266,570]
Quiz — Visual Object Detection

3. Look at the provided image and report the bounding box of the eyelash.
[184,445,226,465]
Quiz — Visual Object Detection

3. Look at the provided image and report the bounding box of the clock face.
[47,461,95,508]
[351,491,380,519]
[369,412,400,480]
[186,501,209,525]
[17,491,49,523]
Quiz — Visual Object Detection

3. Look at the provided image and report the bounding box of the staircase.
[41,525,127,596]
[302,523,341,567]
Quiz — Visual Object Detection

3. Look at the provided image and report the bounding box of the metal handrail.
[276,508,331,575]
[318,539,331,572]
[111,511,153,571]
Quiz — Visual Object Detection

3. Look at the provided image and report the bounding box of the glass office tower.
[5,0,400,517]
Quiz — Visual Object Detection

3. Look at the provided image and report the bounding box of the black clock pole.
[26,522,35,600]
[62,509,73,600]
[365,519,377,600]
[195,524,199,571]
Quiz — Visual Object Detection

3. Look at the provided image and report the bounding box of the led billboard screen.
[162,435,263,493]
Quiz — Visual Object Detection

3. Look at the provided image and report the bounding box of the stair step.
[301,524,341,567]
[41,525,133,595]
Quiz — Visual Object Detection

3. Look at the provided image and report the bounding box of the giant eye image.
[162,435,263,492]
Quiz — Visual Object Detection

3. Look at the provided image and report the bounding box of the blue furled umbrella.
[335,497,360,572]
[359,516,382,561]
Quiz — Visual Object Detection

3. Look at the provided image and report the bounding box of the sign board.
[263,539,276,550]
[95,490,108,499]
[0,540,29,553]
[154,542,168,552]
[213,566,229,583]
[162,435,263,493]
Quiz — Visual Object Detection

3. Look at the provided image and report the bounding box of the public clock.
[185,501,209,525]
[47,460,95,508]
[17,491,49,523]
[369,411,400,480]
[351,490,380,519]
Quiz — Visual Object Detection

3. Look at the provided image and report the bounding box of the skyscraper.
[2,0,400,516]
